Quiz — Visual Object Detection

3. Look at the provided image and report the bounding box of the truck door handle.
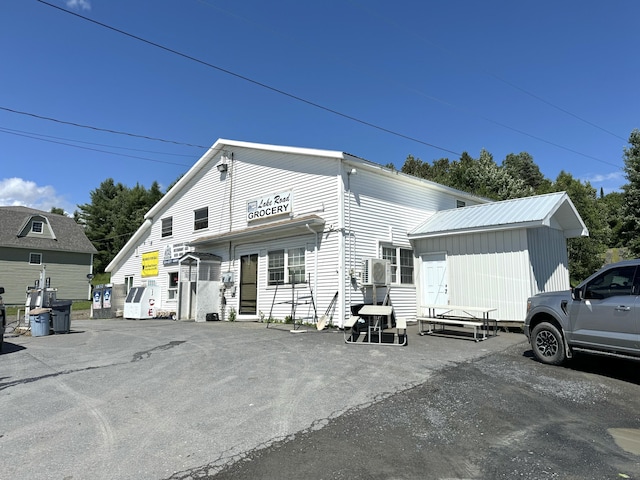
[615,306,631,311]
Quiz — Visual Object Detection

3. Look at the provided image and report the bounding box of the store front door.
[239,254,258,315]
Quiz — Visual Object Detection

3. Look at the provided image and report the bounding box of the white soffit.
[408,192,589,239]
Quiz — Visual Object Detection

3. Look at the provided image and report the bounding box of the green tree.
[621,129,640,256]
[502,152,551,193]
[600,191,624,248]
[400,154,430,178]
[50,207,66,216]
[77,179,166,273]
[553,171,606,283]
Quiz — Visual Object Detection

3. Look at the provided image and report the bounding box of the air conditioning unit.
[362,258,391,286]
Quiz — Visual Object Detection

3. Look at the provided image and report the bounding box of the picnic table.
[344,305,407,346]
[417,304,497,342]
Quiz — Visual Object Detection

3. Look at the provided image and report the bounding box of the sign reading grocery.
[141,250,159,277]
[246,190,292,221]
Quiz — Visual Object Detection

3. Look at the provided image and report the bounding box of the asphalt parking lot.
[2,319,640,479]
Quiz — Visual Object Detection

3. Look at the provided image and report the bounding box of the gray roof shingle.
[0,206,98,254]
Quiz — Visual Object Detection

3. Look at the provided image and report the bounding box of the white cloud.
[582,171,624,184]
[0,178,74,214]
[66,0,91,11]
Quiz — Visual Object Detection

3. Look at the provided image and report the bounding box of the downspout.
[305,223,319,317]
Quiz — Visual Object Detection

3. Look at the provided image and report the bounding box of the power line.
[195,0,624,170]
[36,0,462,157]
[36,0,622,170]
[0,106,207,149]
[347,0,627,143]
[0,128,193,167]
[0,125,198,158]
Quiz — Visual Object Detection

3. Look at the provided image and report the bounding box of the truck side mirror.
[571,287,582,301]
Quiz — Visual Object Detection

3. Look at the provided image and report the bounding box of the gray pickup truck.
[524,259,640,365]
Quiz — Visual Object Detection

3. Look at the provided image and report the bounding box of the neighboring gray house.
[0,206,97,304]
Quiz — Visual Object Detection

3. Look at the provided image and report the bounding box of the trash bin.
[29,308,51,337]
[51,300,72,334]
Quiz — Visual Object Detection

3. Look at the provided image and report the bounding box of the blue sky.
[1,0,638,214]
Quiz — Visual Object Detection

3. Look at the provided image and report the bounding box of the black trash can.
[51,300,72,334]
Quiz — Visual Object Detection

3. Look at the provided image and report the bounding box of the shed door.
[239,254,258,315]
[421,253,448,307]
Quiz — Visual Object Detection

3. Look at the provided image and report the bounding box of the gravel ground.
[207,344,640,480]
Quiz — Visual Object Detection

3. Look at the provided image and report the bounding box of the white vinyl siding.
[108,140,485,323]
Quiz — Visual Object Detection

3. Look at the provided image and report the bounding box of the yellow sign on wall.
[141,251,159,277]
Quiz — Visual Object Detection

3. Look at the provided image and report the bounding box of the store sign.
[163,243,192,266]
[246,190,292,221]
[141,250,159,277]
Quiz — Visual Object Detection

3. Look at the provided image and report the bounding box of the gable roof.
[0,206,98,253]
[107,138,487,272]
[408,192,589,239]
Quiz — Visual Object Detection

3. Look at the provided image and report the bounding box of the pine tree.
[621,129,640,256]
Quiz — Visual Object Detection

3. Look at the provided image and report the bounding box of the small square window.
[32,221,43,233]
[456,200,466,208]
[30,253,42,265]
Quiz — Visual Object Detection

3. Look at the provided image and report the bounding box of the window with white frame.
[268,250,285,285]
[125,275,134,295]
[32,221,43,233]
[168,271,178,300]
[194,207,208,230]
[161,217,173,238]
[267,247,306,285]
[288,247,306,284]
[29,252,42,265]
[381,246,414,284]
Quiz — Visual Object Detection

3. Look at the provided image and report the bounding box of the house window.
[288,247,306,284]
[125,275,134,295]
[381,246,397,283]
[267,247,306,285]
[29,252,42,265]
[400,249,414,284]
[268,250,285,285]
[456,200,466,208]
[381,246,414,284]
[32,221,43,233]
[168,271,179,300]
[194,207,208,230]
[161,217,173,238]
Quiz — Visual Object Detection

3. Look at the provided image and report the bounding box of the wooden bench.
[417,305,497,342]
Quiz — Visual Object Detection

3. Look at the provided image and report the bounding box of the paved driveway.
[1,319,524,479]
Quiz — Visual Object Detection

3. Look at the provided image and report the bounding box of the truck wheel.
[531,322,566,365]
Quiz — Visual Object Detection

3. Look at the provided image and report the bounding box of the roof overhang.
[408,192,589,240]
[189,214,325,247]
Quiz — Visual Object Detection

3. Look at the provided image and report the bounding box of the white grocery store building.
[106,139,587,325]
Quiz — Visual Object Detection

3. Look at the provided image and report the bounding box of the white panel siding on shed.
[414,229,531,322]
[527,227,570,294]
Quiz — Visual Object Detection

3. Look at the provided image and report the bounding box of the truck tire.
[531,322,566,365]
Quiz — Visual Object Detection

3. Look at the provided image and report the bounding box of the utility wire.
[0,128,192,167]
[348,0,627,143]
[36,0,462,157]
[196,0,623,169]
[0,106,207,149]
[0,126,198,158]
[36,0,621,169]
